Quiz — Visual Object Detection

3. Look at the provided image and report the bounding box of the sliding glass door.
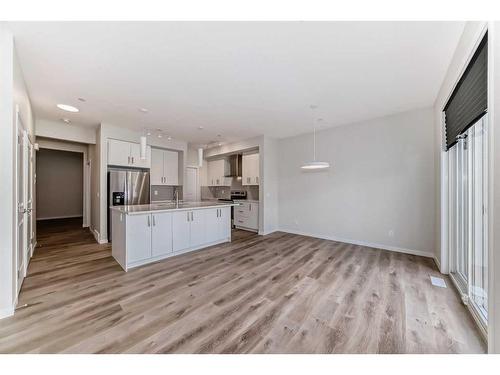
[448,115,488,326]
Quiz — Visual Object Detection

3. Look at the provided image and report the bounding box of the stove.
[218,190,247,227]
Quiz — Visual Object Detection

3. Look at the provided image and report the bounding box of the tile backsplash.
[201,178,259,201]
[151,185,183,202]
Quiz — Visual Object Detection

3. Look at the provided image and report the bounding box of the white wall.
[261,137,279,234]
[278,107,435,257]
[0,24,16,319]
[0,25,35,318]
[36,118,96,144]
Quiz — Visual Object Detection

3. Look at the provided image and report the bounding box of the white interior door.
[16,116,28,293]
[184,167,198,202]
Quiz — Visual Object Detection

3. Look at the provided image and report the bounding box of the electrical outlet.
[388,230,394,237]
[154,190,158,195]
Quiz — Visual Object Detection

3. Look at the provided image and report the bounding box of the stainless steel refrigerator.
[107,169,150,240]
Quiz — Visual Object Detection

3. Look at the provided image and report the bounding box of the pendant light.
[301,108,330,170]
[140,128,148,160]
[198,147,203,167]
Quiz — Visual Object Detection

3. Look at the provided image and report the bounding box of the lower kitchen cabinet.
[112,205,233,271]
[172,210,193,252]
[151,212,173,257]
[189,209,206,248]
[126,213,152,263]
[234,201,259,232]
[205,207,231,243]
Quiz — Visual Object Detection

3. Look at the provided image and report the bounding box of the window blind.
[444,33,488,151]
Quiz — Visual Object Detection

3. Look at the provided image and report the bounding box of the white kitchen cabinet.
[172,211,191,252]
[112,204,234,271]
[126,214,152,263]
[189,210,206,248]
[172,209,205,251]
[150,148,165,185]
[242,153,259,186]
[218,207,231,239]
[205,207,230,243]
[205,208,219,243]
[234,201,259,232]
[207,159,231,186]
[151,212,173,257]
[108,139,151,168]
[151,148,179,185]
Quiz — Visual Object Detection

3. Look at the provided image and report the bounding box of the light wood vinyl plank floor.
[0,218,485,353]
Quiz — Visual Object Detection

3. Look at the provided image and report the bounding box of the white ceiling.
[9,21,464,144]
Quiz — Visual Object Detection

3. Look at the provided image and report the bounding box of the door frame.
[35,138,90,228]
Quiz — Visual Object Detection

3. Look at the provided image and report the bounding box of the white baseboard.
[433,256,442,272]
[90,227,107,244]
[259,229,279,236]
[37,215,83,221]
[278,228,434,258]
[0,306,14,320]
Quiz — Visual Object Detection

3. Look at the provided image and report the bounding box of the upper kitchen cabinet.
[242,152,259,185]
[151,148,179,186]
[108,139,151,169]
[207,159,231,186]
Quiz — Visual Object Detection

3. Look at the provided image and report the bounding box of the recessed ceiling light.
[57,104,79,112]
[77,97,86,102]
[61,118,71,124]
[167,136,172,141]
[218,142,222,146]
[139,108,149,113]
[198,126,204,130]
[146,131,151,136]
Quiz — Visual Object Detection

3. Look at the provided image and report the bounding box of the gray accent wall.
[36,148,83,220]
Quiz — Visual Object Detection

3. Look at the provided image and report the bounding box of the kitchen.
[106,136,261,271]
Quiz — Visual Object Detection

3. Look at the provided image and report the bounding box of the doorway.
[36,148,84,223]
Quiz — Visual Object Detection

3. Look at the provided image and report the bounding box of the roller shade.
[444,33,488,151]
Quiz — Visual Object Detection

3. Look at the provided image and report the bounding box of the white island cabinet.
[111,203,233,271]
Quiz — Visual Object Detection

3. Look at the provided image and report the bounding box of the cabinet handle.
[152,215,156,226]
[147,215,151,227]
[191,211,194,221]
[187,211,190,222]
[131,156,134,164]
[247,177,250,183]
[128,156,130,164]
[249,204,251,211]
[256,176,259,184]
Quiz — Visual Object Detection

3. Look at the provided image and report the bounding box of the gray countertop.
[110,201,238,215]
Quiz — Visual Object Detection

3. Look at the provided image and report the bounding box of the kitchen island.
[110,201,237,271]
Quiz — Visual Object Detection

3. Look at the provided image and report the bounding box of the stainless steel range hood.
[226,154,242,178]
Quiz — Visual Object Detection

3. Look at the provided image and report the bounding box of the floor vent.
[430,276,447,288]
